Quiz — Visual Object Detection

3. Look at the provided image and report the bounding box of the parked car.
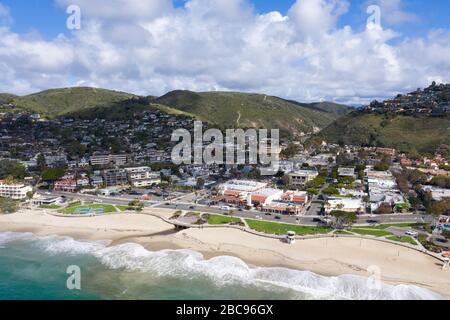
[406,230,418,237]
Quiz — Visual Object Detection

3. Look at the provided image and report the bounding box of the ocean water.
[0,231,444,300]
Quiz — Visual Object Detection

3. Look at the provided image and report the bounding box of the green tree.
[66,141,87,157]
[0,160,27,180]
[41,168,66,182]
[374,203,393,214]
[37,153,47,172]
[323,186,339,195]
[196,178,205,190]
[374,163,390,171]
[331,211,357,228]
[429,200,450,217]
[280,143,300,159]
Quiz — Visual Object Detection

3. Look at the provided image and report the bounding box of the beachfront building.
[324,197,364,214]
[124,166,161,187]
[215,180,268,204]
[0,180,33,200]
[32,195,63,206]
[365,167,408,213]
[214,180,309,215]
[90,174,104,187]
[288,169,319,187]
[102,169,128,187]
[251,188,284,206]
[260,201,303,215]
[220,180,268,193]
[54,174,78,192]
[281,191,309,204]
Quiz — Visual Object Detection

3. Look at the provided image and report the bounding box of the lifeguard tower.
[286,231,296,244]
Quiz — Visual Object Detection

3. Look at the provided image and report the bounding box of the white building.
[251,188,284,206]
[288,169,319,186]
[124,167,161,187]
[90,153,129,166]
[32,195,63,206]
[338,167,355,178]
[220,180,267,193]
[423,186,450,201]
[324,197,364,214]
[0,181,33,200]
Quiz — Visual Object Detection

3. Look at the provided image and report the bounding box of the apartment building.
[102,169,128,187]
[0,180,33,199]
[90,153,129,166]
[288,169,319,187]
[124,167,161,187]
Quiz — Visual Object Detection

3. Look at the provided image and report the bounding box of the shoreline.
[0,209,449,297]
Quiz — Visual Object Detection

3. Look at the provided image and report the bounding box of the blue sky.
[2,0,449,39]
[0,0,449,102]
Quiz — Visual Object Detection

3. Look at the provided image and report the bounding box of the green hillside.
[314,112,450,153]
[6,87,351,138]
[156,90,350,136]
[0,93,17,104]
[286,100,353,116]
[12,87,136,118]
[65,97,197,121]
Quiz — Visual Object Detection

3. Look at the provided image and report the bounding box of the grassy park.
[39,204,62,209]
[246,219,331,236]
[386,235,418,245]
[206,214,241,225]
[60,203,117,215]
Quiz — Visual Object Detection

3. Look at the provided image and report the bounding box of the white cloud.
[0,0,448,104]
[376,0,420,26]
[0,2,12,25]
[288,0,349,38]
[55,0,173,21]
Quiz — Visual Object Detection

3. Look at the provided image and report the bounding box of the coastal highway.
[47,191,432,227]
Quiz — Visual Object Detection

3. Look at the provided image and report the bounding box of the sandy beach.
[0,209,449,296]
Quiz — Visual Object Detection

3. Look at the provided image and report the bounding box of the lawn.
[116,205,131,212]
[386,235,418,245]
[334,230,353,235]
[207,214,241,225]
[353,223,423,230]
[60,203,117,214]
[39,204,61,209]
[246,219,331,236]
[349,228,393,237]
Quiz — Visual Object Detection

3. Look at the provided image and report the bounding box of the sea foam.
[0,231,445,300]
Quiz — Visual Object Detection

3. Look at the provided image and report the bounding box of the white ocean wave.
[0,231,445,300]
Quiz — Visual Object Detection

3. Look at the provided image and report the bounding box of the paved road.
[48,191,432,227]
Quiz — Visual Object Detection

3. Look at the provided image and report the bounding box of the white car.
[405,230,418,237]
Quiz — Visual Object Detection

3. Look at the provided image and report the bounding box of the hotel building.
[0,181,33,200]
